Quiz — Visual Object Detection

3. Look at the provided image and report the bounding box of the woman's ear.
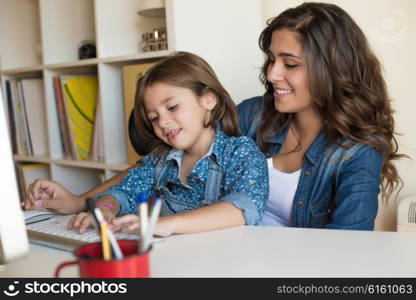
[201,91,218,111]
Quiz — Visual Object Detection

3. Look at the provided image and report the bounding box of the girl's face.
[144,82,217,155]
[266,29,313,115]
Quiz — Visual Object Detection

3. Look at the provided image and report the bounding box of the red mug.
[55,239,150,278]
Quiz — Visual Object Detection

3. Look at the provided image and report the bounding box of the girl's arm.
[155,202,245,236]
[23,165,136,214]
[67,195,120,234]
[69,155,158,234]
[113,202,245,237]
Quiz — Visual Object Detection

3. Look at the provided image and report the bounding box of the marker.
[86,198,111,260]
[140,197,162,253]
[86,198,123,260]
[136,193,148,239]
[100,222,111,261]
[94,207,124,260]
[86,198,100,228]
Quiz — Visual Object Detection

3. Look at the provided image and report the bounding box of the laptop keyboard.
[26,215,161,251]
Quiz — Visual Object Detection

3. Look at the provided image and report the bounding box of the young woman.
[238,2,404,230]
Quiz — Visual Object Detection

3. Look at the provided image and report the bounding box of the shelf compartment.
[94,0,167,58]
[0,0,42,70]
[40,0,96,65]
[50,164,104,195]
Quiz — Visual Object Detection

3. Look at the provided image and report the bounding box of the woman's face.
[266,29,313,114]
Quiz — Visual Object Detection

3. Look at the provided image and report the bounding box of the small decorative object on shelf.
[141,27,168,52]
[137,1,166,52]
[78,40,96,59]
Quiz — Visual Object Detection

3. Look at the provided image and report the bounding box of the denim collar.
[265,124,328,166]
[165,126,224,166]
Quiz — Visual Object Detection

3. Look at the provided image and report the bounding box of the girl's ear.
[201,91,218,111]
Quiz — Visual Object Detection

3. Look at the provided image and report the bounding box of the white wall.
[261,0,416,230]
[168,0,264,103]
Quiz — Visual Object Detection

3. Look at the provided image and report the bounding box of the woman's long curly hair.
[258,2,405,202]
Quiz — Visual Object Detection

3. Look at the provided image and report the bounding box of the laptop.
[25,212,161,252]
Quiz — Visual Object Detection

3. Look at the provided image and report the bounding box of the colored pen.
[136,193,148,239]
[94,207,124,260]
[100,222,112,261]
[87,198,123,260]
[140,197,162,253]
[86,198,100,228]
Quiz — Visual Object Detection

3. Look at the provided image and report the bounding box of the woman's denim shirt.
[238,96,383,230]
[96,127,269,225]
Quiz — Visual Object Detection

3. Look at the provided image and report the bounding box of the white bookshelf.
[0,0,263,197]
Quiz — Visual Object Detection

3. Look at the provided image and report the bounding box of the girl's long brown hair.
[258,2,406,202]
[134,51,240,154]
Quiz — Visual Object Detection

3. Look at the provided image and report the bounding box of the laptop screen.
[0,83,29,264]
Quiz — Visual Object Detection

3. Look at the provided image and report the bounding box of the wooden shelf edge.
[1,50,173,75]
[13,155,52,164]
[13,155,131,171]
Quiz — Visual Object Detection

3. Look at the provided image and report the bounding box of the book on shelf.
[5,78,48,157]
[58,75,99,161]
[89,91,104,162]
[5,80,17,154]
[53,76,73,159]
[17,80,34,155]
[8,79,32,156]
[20,78,48,156]
[122,62,155,164]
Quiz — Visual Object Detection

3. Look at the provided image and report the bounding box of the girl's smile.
[166,128,181,142]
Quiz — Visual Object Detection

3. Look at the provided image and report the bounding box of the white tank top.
[259,158,301,227]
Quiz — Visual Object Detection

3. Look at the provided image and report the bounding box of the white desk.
[1,226,416,277]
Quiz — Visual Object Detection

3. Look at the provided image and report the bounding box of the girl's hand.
[67,206,115,234]
[23,179,85,214]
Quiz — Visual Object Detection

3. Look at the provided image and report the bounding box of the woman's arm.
[325,146,383,230]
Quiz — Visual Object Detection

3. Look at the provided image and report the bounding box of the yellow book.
[61,75,98,160]
[122,63,155,164]
[15,163,50,200]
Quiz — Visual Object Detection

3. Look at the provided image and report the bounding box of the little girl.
[68,51,268,237]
